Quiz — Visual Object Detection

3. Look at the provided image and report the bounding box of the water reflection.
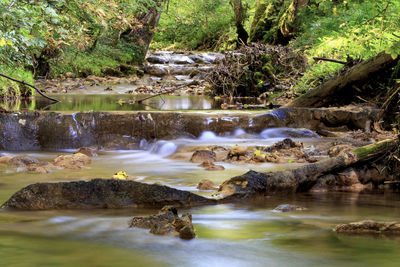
[1,95,271,111]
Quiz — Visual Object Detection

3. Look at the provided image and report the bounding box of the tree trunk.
[219,138,399,198]
[249,0,307,45]
[127,0,166,58]
[286,51,400,108]
[231,0,249,45]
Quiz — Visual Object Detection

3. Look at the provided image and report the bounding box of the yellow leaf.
[112,171,128,180]
[0,38,6,47]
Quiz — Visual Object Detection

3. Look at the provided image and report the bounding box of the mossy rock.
[102,67,123,77]
[119,64,138,75]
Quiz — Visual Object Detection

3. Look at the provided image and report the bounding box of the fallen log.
[219,137,399,198]
[286,50,400,108]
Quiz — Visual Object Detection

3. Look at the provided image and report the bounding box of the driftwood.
[0,73,59,102]
[219,138,399,198]
[286,51,399,108]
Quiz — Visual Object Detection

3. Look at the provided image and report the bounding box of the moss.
[50,39,143,78]
[353,139,397,160]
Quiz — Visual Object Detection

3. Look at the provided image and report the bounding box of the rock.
[197,179,217,190]
[251,154,267,163]
[219,170,266,198]
[74,147,98,157]
[335,220,400,235]
[227,145,248,160]
[65,72,75,78]
[188,55,206,64]
[273,204,307,212]
[0,156,12,165]
[190,150,216,163]
[26,162,59,174]
[8,156,39,168]
[265,138,302,152]
[53,153,91,169]
[2,179,215,210]
[129,206,196,240]
[146,55,168,64]
[199,161,225,171]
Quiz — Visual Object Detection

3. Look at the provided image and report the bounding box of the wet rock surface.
[0,106,383,151]
[8,155,39,168]
[335,220,400,235]
[0,156,12,165]
[273,204,307,212]
[199,161,225,171]
[197,179,217,190]
[53,153,91,169]
[129,205,196,240]
[190,150,216,163]
[2,179,215,210]
[74,147,98,157]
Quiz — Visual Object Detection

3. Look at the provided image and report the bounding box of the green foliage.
[292,0,400,92]
[0,0,155,97]
[152,0,256,50]
[51,40,142,78]
[0,65,34,98]
[152,0,234,49]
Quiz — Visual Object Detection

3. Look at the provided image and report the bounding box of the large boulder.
[2,179,215,210]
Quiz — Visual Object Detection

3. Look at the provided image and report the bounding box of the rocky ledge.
[2,179,215,210]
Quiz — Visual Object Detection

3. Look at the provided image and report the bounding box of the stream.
[1,51,400,266]
[1,132,400,266]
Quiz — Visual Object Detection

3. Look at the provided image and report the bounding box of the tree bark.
[287,51,399,108]
[127,0,166,57]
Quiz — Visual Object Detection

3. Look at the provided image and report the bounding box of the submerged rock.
[26,162,59,174]
[199,161,225,171]
[197,179,217,190]
[129,205,196,240]
[273,204,307,212]
[260,127,320,139]
[335,220,400,235]
[53,153,91,169]
[190,150,216,163]
[2,179,215,210]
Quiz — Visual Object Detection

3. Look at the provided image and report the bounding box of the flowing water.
[1,51,399,266]
[1,130,400,266]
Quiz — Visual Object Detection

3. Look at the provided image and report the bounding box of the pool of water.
[1,135,400,266]
[1,94,270,112]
